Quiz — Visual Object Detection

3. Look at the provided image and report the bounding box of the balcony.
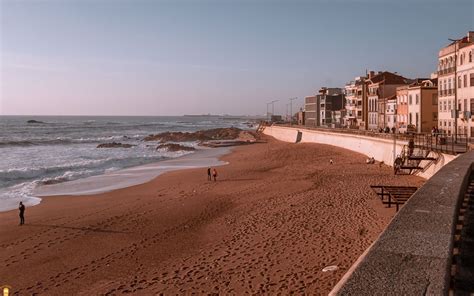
[437,67,455,76]
[438,89,455,97]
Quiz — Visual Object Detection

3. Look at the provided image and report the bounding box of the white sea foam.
[33,147,230,197]
[0,115,257,213]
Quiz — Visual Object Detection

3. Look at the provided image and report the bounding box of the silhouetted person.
[207,167,212,181]
[19,202,25,225]
[212,168,218,181]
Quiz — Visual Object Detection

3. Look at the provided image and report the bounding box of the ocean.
[0,115,256,212]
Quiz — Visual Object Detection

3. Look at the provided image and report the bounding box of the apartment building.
[456,32,474,138]
[438,31,474,137]
[386,95,397,130]
[344,75,368,129]
[304,94,319,127]
[318,87,345,127]
[396,85,409,133]
[407,79,438,133]
[367,71,410,131]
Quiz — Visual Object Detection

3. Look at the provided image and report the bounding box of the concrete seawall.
[263,125,456,179]
[330,151,474,295]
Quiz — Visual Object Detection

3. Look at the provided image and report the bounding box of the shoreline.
[0,146,232,213]
[0,136,424,294]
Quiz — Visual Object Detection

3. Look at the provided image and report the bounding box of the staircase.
[394,144,439,175]
[256,122,267,133]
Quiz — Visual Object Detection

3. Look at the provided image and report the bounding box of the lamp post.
[267,100,279,122]
[448,37,461,143]
[289,97,298,126]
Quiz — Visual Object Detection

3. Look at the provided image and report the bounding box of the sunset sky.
[1,0,473,116]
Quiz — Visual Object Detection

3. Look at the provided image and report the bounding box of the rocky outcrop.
[156,143,195,152]
[27,120,45,124]
[144,127,243,142]
[97,142,136,148]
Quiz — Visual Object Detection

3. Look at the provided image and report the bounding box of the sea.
[0,115,257,212]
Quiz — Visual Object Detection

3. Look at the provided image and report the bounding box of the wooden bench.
[370,185,418,211]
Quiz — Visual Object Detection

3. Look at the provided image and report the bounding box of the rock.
[97,142,136,148]
[144,127,243,142]
[156,143,195,152]
[27,120,45,124]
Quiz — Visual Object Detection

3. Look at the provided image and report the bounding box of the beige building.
[396,85,409,133]
[304,94,319,127]
[407,79,438,133]
[438,31,474,137]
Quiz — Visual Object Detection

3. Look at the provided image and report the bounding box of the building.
[456,32,474,138]
[318,87,345,127]
[366,71,410,131]
[332,109,346,128]
[407,79,438,133]
[344,75,368,129]
[304,94,319,127]
[396,85,409,133]
[386,95,397,130]
[297,109,305,125]
[438,31,474,137]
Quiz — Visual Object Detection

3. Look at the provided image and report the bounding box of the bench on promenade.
[370,185,418,211]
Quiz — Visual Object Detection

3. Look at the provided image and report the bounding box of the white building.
[386,96,397,130]
[438,31,474,137]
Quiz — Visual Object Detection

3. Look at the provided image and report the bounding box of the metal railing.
[271,123,470,155]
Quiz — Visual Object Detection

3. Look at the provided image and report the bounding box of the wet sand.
[0,136,424,295]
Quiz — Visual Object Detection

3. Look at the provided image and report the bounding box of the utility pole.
[289,97,298,126]
[449,37,461,143]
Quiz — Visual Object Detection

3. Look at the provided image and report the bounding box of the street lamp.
[448,37,461,143]
[267,100,279,122]
[289,97,298,126]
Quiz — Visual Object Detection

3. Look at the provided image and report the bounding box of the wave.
[0,136,132,147]
[0,151,194,188]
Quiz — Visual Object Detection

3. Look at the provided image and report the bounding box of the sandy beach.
[0,136,424,295]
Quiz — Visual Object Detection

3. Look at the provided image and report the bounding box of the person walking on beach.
[19,202,25,225]
[207,167,212,181]
[212,168,218,181]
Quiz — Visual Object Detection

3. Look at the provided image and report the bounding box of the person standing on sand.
[212,168,218,181]
[207,167,212,181]
[19,202,25,225]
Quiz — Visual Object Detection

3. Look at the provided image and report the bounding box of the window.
[409,113,412,124]
[464,74,468,87]
[448,78,451,90]
[470,51,473,63]
[448,100,452,111]
[470,73,474,87]
[433,112,438,121]
[415,94,419,104]
[471,98,474,112]
[409,95,412,105]
[432,94,438,105]
[464,99,468,112]
[416,113,419,126]
[458,76,462,89]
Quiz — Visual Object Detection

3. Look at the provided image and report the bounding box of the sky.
[1,0,473,116]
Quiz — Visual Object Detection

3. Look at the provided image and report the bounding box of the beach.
[0,136,424,295]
